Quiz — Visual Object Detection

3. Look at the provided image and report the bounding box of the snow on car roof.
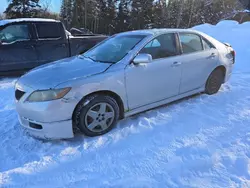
[0,18,59,26]
[118,28,196,37]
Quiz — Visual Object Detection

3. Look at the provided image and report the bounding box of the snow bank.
[0,20,250,188]
[193,20,250,72]
[215,20,239,28]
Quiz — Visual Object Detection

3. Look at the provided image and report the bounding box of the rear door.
[0,23,37,72]
[34,22,69,66]
[178,32,219,94]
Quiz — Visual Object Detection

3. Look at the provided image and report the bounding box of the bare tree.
[0,13,5,20]
[176,0,185,28]
[37,0,60,20]
[239,0,250,9]
[42,0,52,13]
[188,0,195,27]
[85,0,88,28]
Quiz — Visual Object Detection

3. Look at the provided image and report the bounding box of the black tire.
[205,68,224,95]
[74,94,120,137]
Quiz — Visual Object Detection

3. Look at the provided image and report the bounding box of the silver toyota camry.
[15,29,235,139]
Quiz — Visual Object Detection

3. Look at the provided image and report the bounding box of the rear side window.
[179,33,203,54]
[140,33,178,59]
[202,38,215,50]
[36,22,61,39]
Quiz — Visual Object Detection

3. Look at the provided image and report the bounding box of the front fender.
[56,69,128,113]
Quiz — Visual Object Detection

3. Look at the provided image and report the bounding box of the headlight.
[27,88,71,102]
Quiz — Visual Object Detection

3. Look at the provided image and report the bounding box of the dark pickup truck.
[0,18,107,75]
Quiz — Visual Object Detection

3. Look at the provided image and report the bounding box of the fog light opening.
[29,122,43,130]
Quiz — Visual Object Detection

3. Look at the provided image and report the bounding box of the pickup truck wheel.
[74,95,120,137]
[205,69,224,95]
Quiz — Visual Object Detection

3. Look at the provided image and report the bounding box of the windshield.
[83,35,146,63]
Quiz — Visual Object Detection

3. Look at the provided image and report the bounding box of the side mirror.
[133,53,152,65]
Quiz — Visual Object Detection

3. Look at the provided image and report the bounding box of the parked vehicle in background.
[0,18,107,76]
[15,28,235,140]
[70,27,94,35]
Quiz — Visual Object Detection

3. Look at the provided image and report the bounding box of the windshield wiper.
[82,55,97,62]
[95,60,116,64]
[81,55,115,64]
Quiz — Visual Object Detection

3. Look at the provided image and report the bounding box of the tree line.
[2,0,250,34]
[2,0,60,20]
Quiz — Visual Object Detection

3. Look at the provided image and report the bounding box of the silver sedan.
[15,29,235,139]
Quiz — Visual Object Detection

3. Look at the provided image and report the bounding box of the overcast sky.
[0,0,61,14]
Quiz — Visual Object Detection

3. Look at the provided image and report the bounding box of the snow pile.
[1,20,250,188]
[193,20,250,72]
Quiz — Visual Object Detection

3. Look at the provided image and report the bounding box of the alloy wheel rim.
[85,102,115,133]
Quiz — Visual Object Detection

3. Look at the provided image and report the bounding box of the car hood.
[18,56,112,90]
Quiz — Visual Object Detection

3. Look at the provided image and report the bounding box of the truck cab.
[0,18,107,76]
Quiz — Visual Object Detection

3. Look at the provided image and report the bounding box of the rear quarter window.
[35,22,62,39]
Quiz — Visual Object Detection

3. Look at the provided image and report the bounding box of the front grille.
[15,89,25,101]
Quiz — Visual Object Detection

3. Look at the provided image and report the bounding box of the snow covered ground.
[1,20,250,188]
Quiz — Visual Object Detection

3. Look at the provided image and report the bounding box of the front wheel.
[74,95,120,137]
[205,69,224,95]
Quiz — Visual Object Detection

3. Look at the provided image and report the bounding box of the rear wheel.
[205,69,224,95]
[74,95,120,137]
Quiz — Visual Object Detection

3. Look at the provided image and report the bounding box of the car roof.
[0,18,60,26]
[117,28,198,37]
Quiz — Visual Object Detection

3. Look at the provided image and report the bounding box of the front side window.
[36,23,61,39]
[145,39,161,48]
[84,35,146,63]
[179,33,203,54]
[0,24,30,44]
[140,33,178,59]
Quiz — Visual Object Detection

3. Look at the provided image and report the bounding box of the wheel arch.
[206,65,226,84]
[214,65,226,83]
[72,90,125,125]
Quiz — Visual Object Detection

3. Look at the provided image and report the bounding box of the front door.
[178,33,219,94]
[34,22,69,65]
[0,23,37,72]
[125,33,182,110]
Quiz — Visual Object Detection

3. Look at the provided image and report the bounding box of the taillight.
[231,50,236,64]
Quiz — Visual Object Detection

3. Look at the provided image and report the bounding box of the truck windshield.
[83,35,146,63]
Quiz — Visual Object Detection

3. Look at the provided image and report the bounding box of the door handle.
[57,43,66,47]
[171,61,182,67]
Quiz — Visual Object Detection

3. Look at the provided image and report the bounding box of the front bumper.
[15,81,77,140]
[18,116,74,140]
